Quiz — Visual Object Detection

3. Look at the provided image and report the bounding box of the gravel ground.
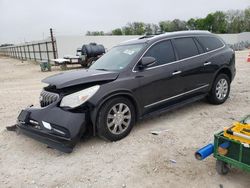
[0,51,250,188]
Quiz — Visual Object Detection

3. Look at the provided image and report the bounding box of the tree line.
[86,7,250,36]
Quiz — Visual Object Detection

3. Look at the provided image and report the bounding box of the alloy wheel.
[106,103,131,135]
[215,78,228,100]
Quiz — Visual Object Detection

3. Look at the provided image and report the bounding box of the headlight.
[60,85,100,108]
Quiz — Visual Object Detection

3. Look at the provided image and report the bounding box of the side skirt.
[141,94,207,120]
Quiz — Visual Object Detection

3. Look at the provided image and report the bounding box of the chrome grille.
[40,90,59,107]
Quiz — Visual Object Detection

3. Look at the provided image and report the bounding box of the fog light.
[42,121,52,130]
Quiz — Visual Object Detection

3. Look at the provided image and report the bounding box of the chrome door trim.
[144,84,209,108]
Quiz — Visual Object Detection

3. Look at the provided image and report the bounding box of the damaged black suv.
[16,31,236,153]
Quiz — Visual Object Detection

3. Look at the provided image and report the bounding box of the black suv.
[17,31,236,152]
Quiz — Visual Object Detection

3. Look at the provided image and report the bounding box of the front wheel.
[207,74,230,105]
[96,97,135,141]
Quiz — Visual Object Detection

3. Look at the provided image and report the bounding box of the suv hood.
[42,69,119,89]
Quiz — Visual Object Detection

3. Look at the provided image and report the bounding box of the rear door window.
[144,40,176,66]
[194,38,205,54]
[173,37,199,60]
[197,36,224,52]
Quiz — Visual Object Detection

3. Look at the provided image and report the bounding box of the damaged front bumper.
[16,104,87,153]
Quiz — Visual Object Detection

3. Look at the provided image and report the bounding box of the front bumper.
[16,104,87,153]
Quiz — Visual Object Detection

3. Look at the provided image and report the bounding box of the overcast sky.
[0,0,249,44]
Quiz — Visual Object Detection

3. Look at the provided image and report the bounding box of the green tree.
[112,28,123,35]
[145,24,153,35]
[171,19,187,31]
[160,20,187,32]
[85,7,250,35]
[212,11,227,33]
[226,10,245,33]
[244,8,250,31]
[159,21,173,32]
[85,31,105,36]
[187,18,197,30]
[130,22,145,35]
[203,13,215,31]
[194,18,206,30]
[122,26,133,35]
[151,24,160,34]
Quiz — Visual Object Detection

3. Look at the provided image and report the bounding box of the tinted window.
[174,37,199,60]
[144,40,176,66]
[197,36,224,52]
[194,38,205,54]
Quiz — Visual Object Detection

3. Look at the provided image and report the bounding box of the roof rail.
[138,35,154,39]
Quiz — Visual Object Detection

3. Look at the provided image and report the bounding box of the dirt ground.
[0,51,250,188]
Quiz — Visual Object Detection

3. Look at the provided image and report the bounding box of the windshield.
[89,43,145,71]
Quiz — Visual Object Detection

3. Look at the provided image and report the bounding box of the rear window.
[197,36,224,52]
[173,37,199,60]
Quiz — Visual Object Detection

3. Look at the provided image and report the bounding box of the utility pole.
[50,28,57,59]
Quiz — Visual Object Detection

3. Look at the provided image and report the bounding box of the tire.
[207,74,230,105]
[96,97,136,141]
[216,160,229,175]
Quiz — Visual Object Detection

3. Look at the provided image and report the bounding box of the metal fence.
[228,41,250,51]
[0,39,58,62]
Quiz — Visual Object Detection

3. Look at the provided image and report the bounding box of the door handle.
[172,71,182,75]
[204,62,212,66]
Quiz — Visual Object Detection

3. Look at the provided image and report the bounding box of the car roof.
[119,30,213,46]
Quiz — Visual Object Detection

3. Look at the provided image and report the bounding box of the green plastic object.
[214,131,250,173]
[40,60,51,72]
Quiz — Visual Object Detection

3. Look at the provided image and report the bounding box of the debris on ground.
[153,167,158,172]
[150,129,169,135]
[170,159,177,164]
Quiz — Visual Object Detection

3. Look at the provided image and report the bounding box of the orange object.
[247,53,250,63]
[218,146,228,155]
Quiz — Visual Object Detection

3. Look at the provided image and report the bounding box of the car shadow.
[76,99,211,151]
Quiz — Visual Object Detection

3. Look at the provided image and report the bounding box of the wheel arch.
[207,67,232,104]
[214,67,232,83]
[90,91,140,135]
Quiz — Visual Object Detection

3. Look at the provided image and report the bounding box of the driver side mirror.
[138,56,156,69]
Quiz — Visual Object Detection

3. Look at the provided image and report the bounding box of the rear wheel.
[97,97,135,141]
[207,74,230,104]
[216,160,229,175]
